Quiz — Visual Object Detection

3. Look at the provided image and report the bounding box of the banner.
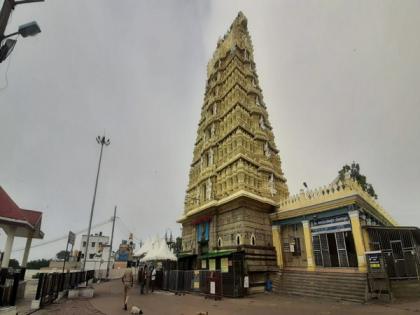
[221,258,228,273]
[209,259,216,271]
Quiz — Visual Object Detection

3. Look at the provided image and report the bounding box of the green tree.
[8,258,19,268]
[26,259,50,270]
[338,162,378,199]
[56,250,69,260]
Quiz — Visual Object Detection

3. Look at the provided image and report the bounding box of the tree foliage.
[338,162,378,199]
[56,250,69,260]
[26,259,50,270]
[8,258,19,268]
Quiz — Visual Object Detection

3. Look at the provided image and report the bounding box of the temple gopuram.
[178,12,420,300]
[178,11,288,292]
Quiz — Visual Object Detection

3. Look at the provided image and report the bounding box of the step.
[279,278,366,287]
[281,276,367,283]
[280,277,367,284]
[277,278,366,288]
[281,272,366,279]
[276,284,366,298]
[279,279,366,288]
[277,283,366,294]
[276,283,366,297]
[276,281,366,292]
[279,289,366,303]
[282,271,366,279]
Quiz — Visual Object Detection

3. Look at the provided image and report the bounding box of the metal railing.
[161,270,228,298]
[0,268,22,307]
[35,270,94,307]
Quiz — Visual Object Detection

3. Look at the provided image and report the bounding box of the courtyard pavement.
[35,280,420,315]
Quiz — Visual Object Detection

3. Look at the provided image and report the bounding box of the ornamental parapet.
[276,179,397,226]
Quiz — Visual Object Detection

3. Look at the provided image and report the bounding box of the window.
[250,234,256,246]
[82,241,86,247]
[218,237,222,247]
[236,234,241,246]
[89,254,95,259]
[91,242,96,247]
[80,253,84,258]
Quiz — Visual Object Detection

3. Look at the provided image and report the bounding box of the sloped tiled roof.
[0,186,29,223]
[21,209,42,228]
[0,186,43,230]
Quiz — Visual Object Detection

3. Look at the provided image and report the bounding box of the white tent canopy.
[134,237,153,257]
[135,237,177,262]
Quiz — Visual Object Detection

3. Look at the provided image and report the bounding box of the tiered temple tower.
[178,12,289,289]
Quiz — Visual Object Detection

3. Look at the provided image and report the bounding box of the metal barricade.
[35,270,95,308]
[0,268,22,307]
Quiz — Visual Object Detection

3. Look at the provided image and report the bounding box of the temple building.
[178,12,418,300]
[178,12,288,291]
[270,176,403,301]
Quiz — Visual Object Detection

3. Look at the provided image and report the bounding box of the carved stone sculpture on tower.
[264,142,271,158]
[269,173,277,197]
[206,178,212,200]
[259,116,266,130]
[209,148,214,166]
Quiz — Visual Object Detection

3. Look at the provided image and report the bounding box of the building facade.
[270,177,400,301]
[178,12,288,290]
[80,232,110,272]
[271,177,397,272]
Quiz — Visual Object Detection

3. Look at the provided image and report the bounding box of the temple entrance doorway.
[313,231,358,268]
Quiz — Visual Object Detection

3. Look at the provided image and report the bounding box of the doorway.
[313,231,358,268]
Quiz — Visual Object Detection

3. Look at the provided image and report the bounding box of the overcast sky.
[1,0,419,261]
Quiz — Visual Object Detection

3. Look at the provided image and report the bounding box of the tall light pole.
[82,135,110,272]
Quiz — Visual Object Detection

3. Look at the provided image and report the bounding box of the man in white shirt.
[151,266,157,292]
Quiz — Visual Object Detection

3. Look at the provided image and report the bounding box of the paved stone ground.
[34,280,420,315]
[35,298,104,315]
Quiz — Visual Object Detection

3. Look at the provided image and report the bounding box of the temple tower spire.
[184,11,288,215]
[179,12,288,291]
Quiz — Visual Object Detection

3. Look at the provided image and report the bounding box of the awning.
[199,250,235,259]
[177,253,197,259]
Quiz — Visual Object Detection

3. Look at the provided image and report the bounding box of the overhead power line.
[12,217,114,252]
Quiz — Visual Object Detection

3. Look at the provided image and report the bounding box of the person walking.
[122,269,134,311]
[145,265,151,294]
[151,265,157,293]
[138,266,145,294]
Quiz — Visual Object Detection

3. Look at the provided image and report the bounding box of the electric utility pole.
[106,206,116,279]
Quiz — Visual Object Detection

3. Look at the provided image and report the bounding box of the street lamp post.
[82,135,110,272]
[0,0,44,63]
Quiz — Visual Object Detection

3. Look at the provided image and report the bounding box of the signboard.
[311,215,351,235]
[369,255,381,269]
[244,276,249,288]
[210,281,216,294]
[193,270,200,289]
[201,260,207,269]
[366,250,384,271]
[67,231,76,246]
[289,244,295,253]
[209,259,216,271]
[221,258,229,273]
